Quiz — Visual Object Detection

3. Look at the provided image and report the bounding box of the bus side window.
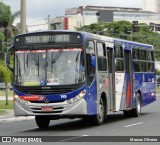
[147,51,155,72]
[97,42,107,71]
[86,40,95,86]
[114,44,124,72]
[147,51,154,61]
[140,49,147,72]
[133,48,141,72]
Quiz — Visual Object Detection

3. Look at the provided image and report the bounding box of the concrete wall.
[141,0,160,13]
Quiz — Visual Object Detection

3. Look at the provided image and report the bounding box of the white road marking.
[22,127,38,131]
[124,122,144,128]
[60,135,89,142]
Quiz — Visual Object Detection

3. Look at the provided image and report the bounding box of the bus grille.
[15,87,73,95]
[29,100,65,103]
[14,83,84,95]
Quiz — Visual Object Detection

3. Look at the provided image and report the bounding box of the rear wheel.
[92,97,105,125]
[35,116,50,129]
[123,93,141,117]
[131,93,141,117]
[123,110,131,117]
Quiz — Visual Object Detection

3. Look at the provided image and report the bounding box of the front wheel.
[92,98,105,125]
[35,116,50,129]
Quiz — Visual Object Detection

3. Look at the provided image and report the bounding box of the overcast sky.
[1,0,142,24]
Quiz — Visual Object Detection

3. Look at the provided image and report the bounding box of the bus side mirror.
[6,45,14,72]
[91,55,96,68]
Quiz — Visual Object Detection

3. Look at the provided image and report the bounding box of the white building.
[51,6,143,31]
[141,0,160,13]
[27,5,160,32]
[27,20,48,32]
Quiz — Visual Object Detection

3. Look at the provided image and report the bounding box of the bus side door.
[107,47,116,111]
[124,49,133,109]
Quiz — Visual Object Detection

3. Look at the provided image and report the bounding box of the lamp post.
[20,0,26,33]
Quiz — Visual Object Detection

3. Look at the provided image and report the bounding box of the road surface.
[0,95,160,144]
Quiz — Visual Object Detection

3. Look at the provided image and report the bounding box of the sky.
[1,0,142,25]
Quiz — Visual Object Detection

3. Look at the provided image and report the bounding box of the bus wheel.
[123,110,131,117]
[35,116,50,129]
[92,97,105,125]
[131,93,141,117]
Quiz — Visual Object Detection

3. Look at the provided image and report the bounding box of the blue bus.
[7,31,156,128]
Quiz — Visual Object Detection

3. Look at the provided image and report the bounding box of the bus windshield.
[14,48,85,86]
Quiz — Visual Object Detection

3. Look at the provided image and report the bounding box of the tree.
[0,2,12,28]
[77,20,160,60]
[0,65,11,105]
[11,11,20,36]
[0,32,5,41]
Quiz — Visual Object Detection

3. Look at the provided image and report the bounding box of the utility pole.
[20,0,26,33]
[48,15,51,30]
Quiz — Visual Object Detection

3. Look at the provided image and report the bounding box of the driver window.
[86,41,95,54]
[86,40,95,86]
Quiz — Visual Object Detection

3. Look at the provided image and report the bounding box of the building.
[27,20,48,33]
[141,0,160,13]
[27,5,160,32]
[51,6,143,31]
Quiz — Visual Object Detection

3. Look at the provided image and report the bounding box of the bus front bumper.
[14,98,87,117]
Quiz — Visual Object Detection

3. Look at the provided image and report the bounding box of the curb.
[0,116,34,124]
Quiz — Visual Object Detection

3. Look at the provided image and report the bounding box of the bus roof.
[16,30,153,49]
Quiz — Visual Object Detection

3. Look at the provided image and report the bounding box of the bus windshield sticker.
[47,78,59,85]
[48,48,83,52]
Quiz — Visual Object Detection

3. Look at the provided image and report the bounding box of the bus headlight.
[14,94,29,105]
[67,90,86,104]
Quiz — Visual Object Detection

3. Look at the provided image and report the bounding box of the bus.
[6,31,156,128]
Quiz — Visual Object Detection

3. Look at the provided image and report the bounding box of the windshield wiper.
[51,45,65,64]
[16,55,22,82]
[28,47,40,76]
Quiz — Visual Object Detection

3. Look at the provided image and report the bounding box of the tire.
[35,116,50,129]
[123,93,141,117]
[123,110,131,117]
[92,97,105,125]
[131,93,141,117]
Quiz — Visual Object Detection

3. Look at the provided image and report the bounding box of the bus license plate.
[41,106,53,112]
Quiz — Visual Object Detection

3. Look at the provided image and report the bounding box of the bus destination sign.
[14,33,83,47]
[25,35,70,44]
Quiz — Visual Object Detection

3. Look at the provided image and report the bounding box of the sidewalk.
[0,109,14,119]
[0,96,13,100]
[0,96,34,123]
[0,109,34,123]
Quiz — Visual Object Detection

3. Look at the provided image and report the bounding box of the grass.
[0,109,7,115]
[0,90,13,96]
[0,100,13,109]
[157,87,160,94]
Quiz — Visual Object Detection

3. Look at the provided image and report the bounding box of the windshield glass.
[14,48,85,86]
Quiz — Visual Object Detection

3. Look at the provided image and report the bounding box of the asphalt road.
[0,95,160,144]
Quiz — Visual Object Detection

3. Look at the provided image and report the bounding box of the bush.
[0,65,11,85]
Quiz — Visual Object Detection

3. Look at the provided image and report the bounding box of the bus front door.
[124,50,133,109]
[107,47,116,111]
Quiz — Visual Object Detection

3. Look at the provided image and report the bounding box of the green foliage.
[0,65,11,85]
[0,2,12,27]
[0,32,5,41]
[0,100,13,109]
[77,20,160,60]
[157,69,160,76]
